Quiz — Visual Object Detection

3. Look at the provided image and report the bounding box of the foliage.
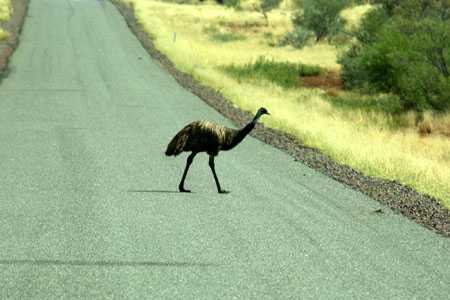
[223,0,240,9]
[280,0,348,48]
[350,0,371,4]
[373,0,450,19]
[353,7,389,44]
[223,56,323,89]
[295,0,348,41]
[339,0,450,111]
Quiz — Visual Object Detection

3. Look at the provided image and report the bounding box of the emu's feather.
[165,120,238,156]
[165,125,191,156]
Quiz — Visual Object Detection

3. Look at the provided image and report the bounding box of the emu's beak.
[266,111,271,115]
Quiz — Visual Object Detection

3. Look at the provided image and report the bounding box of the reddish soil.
[301,70,343,94]
[221,20,265,33]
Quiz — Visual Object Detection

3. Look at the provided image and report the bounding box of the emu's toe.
[179,187,191,193]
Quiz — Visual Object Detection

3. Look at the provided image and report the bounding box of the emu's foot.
[179,187,191,193]
[218,189,230,194]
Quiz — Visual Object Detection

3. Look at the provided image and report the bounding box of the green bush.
[280,0,349,48]
[298,0,348,41]
[223,56,323,89]
[354,8,389,44]
[339,0,450,111]
[372,0,402,15]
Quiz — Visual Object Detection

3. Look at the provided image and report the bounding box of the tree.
[300,0,348,41]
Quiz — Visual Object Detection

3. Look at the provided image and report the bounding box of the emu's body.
[165,107,269,193]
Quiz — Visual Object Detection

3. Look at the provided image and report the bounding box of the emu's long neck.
[224,113,262,150]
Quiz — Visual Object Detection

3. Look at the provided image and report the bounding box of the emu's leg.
[179,152,197,193]
[208,155,229,194]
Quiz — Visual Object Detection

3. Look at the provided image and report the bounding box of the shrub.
[339,0,450,111]
[354,7,389,44]
[287,0,349,45]
[372,0,402,15]
[297,0,348,41]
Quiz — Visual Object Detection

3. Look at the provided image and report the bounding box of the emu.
[165,107,270,193]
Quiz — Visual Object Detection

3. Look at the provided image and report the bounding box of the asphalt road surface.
[1,0,449,298]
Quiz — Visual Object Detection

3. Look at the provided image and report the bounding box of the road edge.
[110,0,450,237]
[0,0,29,79]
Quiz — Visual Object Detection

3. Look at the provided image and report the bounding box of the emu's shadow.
[0,259,216,268]
[127,189,181,193]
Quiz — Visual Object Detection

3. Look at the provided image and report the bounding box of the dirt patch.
[111,0,450,237]
[302,70,343,93]
[0,0,28,78]
[417,119,450,138]
[219,20,265,34]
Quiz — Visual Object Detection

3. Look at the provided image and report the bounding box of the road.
[0,0,449,298]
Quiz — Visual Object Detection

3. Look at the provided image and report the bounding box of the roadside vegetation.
[0,0,12,40]
[223,56,324,89]
[120,0,450,208]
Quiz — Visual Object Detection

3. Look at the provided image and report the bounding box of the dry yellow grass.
[0,0,12,40]
[0,0,11,21]
[121,0,450,208]
[0,28,9,40]
[341,4,373,30]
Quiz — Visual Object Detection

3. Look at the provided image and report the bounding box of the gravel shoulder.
[111,0,450,237]
[0,0,28,77]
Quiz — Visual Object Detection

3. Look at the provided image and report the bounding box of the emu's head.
[254,107,270,122]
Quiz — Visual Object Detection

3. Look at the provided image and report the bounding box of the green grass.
[223,56,323,89]
[329,92,403,115]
